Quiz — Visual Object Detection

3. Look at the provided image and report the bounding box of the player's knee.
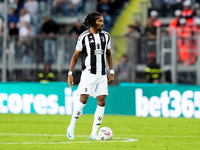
[80,94,89,104]
[98,100,105,106]
[97,95,106,106]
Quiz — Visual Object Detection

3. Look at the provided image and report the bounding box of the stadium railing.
[0,27,200,84]
[158,27,200,85]
[0,34,151,82]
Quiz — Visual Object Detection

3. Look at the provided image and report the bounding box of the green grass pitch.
[0,114,200,150]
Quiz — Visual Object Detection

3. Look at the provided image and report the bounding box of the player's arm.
[106,48,114,84]
[68,49,81,88]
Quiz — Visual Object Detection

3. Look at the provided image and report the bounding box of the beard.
[98,26,103,31]
[98,28,103,31]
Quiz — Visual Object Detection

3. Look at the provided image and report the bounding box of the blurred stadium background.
[0,0,200,85]
[1,0,200,149]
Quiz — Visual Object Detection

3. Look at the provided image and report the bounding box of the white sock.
[91,105,105,136]
[69,100,85,129]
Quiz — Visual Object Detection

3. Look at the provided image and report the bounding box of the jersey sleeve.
[75,36,83,51]
[106,34,111,49]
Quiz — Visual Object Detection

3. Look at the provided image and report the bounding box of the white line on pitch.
[0,139,137,145]
[117,135,200,138]
[0,133,199,138]
[0,133,137,144]
[0,133,65,137]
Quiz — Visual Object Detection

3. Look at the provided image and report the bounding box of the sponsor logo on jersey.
[94,49,103,55]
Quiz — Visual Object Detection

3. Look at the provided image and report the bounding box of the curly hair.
[83,12,102,28]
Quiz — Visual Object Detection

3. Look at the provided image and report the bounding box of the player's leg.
[67,69,96,139]
[89,75,108,140]
[89,95,106,140]
[67,94,89,140]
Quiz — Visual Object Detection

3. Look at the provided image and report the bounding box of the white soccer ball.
[98,127,113,140]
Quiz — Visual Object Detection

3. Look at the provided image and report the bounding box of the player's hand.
[108,74,114,84]
[68,75,74,88]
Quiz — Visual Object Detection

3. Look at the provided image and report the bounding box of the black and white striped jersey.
[75,29,111,75]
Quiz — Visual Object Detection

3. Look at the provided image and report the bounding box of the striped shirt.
[75,29,111,75]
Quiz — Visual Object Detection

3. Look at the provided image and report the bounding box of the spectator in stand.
[41,15,59,63]
[18,8,31,28]
[24,0,39,25]
[192,17,200,33]
[53,0,67,6]
[145,52,162,83]
[80,0,86,12]
[37,63,55,82]
[9,0,24,15]
[124,24,140,41]
[190,18,200,64]
[144,18,156,38]
[194,2,200,18]
[0,15,3,37]
[163,0,183,17]
[0,1,4,17]
[181,0,196,27]
[24,0,39,16]
[133,20,142,34]
[9,22,19,36]
[19,21,34,79]
[8,7,19,26]
[150,0,163,16]
[168,9,182,35]
[52,0,67,15]
[109,0,124,15]
[97,0,112,31]
[116,54,134,83]
[19,21,33,38]
[149,10,162,28]
[69,20,86,38]
[124,24,140,82]
[64,0,82,17]
[176,18,193,66]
